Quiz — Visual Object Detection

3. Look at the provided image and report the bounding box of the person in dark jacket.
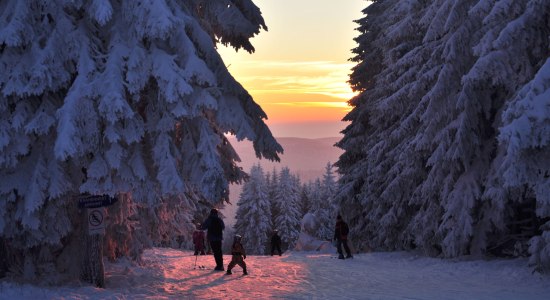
[334,215,353,259]
[270,229,282,256]
[201,208,225,270]
[226,234,247,275]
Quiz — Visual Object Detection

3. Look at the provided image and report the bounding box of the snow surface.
[1,248,549,299]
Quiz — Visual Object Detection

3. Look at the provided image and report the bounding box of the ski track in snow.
[1,248,549,299]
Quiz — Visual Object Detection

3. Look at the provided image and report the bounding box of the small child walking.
[226,234,247,275]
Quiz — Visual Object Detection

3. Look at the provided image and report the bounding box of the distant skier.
[270,229,282,256]
[201,208,225,271]
[334,215,353,259]
[226,234,248,275]
[192,223,206,255]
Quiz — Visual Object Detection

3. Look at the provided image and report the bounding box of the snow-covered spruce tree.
[273,167,301,250]
[458,0,550,271]
[404,0,493,258]
[306,179,323,219]
[298,182,311,216]
[0,0,281,280]
[267,167,279,231]
[234,164,271,254]
[337,0,433,253]
[319,162,340,234]
[303,163,338,241]
[499,58,550,271]
[414,0,550,263]
[338,0,550,270]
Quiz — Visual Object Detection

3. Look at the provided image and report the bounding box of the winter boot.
[338,254,345,259]
[226,269,232,275]
[346,254,353,259]
[243,268,248,275]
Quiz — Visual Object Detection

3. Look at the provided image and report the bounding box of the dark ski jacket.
[271,233,281,246]
[231,241,246,258]
[334,220,349,241]
[201,213,225,242]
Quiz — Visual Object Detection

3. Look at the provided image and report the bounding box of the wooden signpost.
[79,194,118,288]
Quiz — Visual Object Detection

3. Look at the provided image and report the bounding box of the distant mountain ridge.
[229,136,343,183]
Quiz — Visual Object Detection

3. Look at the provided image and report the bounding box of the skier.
[201,208,225,271]
[226,234,248,275]
[270,229,282,256]
[192,223,206,255]
[334,215,353,259]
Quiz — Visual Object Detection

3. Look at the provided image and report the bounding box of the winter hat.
[234,234,242,242]
[210,208,218,215]
[337,215,342,220]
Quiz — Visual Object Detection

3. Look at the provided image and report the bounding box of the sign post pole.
[78,194,116,288]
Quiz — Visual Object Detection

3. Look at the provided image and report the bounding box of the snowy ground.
[1,248,549,299]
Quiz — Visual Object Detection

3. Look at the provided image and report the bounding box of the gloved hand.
[243,255,246,259]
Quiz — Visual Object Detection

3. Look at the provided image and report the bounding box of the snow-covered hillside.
[1,248,548,299]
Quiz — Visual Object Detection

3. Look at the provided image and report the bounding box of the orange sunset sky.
[219,0,367,138]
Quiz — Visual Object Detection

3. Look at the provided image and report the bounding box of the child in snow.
[226,234,247,275]
[192,223,206,255]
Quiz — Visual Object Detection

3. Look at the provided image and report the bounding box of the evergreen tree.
[273,167,301,249]
[267,167,279,231]
[338,0,550,271]
[234,164,271,254]
[299,183,311,216]
[316,162,337,240]
[499,58,550,271]
[0,0,281,280]
[307,179,323,223]
[337,0,431,252]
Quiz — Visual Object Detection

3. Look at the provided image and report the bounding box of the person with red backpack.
[192,223,206,255]
[334,215,353,259]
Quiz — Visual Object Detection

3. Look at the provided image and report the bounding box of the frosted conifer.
[234,164,271,254]
[273,167,301,249]
[0,0,281,279]
[338,0,550,271]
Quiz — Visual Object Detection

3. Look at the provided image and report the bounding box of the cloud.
[272,101,350,109]
[227,60,357,100]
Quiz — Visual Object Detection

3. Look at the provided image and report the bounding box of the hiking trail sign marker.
[78,194,118,209]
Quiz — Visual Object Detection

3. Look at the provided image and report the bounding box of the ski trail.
[283,252,550,300]
[99,248,550,300]
[1,248,549,299]
[104,248,309,299]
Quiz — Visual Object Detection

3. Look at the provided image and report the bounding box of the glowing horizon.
[226,60,357,100]
[219,0,366,137]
